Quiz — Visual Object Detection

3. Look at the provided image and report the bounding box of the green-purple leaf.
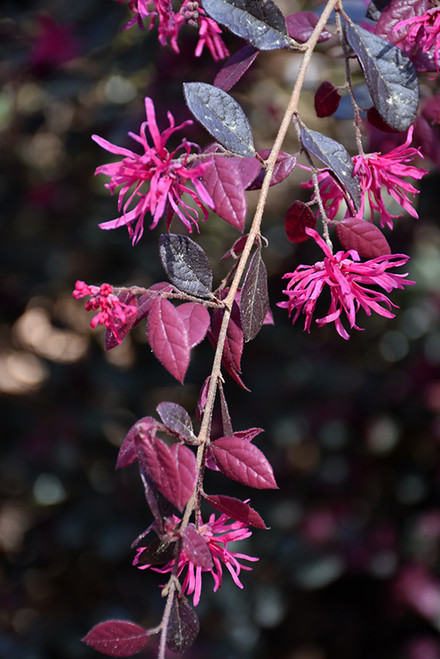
[160,234,212,299]
[183,82,255,157]
[240,249,269,342]
[345,21,419,132]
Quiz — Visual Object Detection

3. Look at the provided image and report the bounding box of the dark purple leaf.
[300,125,362,211]
[240,249,269,342]
[147,297,190,383]
[176,303,210,349]
[204,493,268,529]
[209,436,278,489]
[233,427,264,442]
[221,235,249,260]
[201,156,248,231]
[160,234,213,299]
[82,620,149,657]
[116,417,156,470]
[366,106,400,133]
[183,524,213,569]
[336,218,391,258]
[139,470,174,534]
[209,301,244,379]
[201,0,292,51]
[183,82,255,157]
[134,538,176,566]
[105,291,138,351]
[196,376,210,420]
[247,150,297,190]
[134,283,174,326]
[214,44,259,91]
[285,200,317,243]
[314,81,341,118]
[285,11,333,43]
[167,597,200,653]
[156,401,195,443]
[219,380,233,437]
[345,21,419,132]
[414,115,440,169]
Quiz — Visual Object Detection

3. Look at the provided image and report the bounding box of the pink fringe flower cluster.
[73,281,137,343]
[120,0,229,61]
[278,229,414,340]
[92,97,214,244]
[133,513,258,606]
[303,127,428,229]
[394,5,440,76]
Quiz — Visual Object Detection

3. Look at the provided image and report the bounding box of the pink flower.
[394,6,440,77]
[133,513,258,606]
[277,228,414,340]
[92,97,213,243]
[73,281,137,344]
[303,127,428,229]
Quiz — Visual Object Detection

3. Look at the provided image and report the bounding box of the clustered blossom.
[394,6,440,76]
[73,281,137,343]
[120,0,229,61]
[93,97,214,244]
[278,229,414,340]
[303,127,428,230]
[133,513,258,606]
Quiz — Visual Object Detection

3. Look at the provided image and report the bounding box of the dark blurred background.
[2,1,440,658]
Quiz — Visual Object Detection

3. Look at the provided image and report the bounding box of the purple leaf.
[105,291,138,351]
[160,234,212,299]
[285,11,333,43]
[300,126,362,211]
[240,249,269,342]
[233,427,264,442]
[204,493,268,529]
[209,436,278,489]
[214,44,259,91]
[138,437,197,511]
[201,156,248,231]
[183,524,213,569]
[82,620,149,657]
[285,200,317,243]
[176,303,210,349]
[247,150,297,190]
[183,82,255,157]
[139,470,174,534]
[336,218,391,259]
[366,106,400,133]
[156,401,195,442]
[222,235,249,260]
[314,81,341,118]
[147,297,190,383]
[234,156,262,189]
[134,283,174,326]
[134,538,176,566]
[201,0,292,51]
[219,380,233,437]
[167,597,200,653]
[209,301,244,379]
[116,416,156,470]
[345,21,419,132]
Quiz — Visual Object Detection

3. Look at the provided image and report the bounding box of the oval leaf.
[214,44,259,92]
[201,156,248,231]
[240,249,269,342]
[167,598,200,652]
[285,11,333,43]
[301,125,362,211]
[176,303,211,349]
[314,81,341,118]
[147,297,190,383]
[156,401,195,442]
[183,82,255,157]
[247,150,297,190]
[201,0,292,51]
[209,436,278,489]
[204,493,268,528]
[135,538,177,566]
[116,416,156,470]
[345,21,419,132]
[285,200,317,243]
[82,620,149,657]
[336,217,391,259]
[160,234,212,299]
[183,524,213,569]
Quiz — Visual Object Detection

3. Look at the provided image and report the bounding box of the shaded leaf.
[246,150,297,190]
[82,620,149,657]
[156,401,194,443]
[160,234,212,299]
[221,235,249,260]
[209,301,244,379]
[139,470,174,535]
[240,249,269,342]
[301,126,361,211]
[116,417,156,470]
[209,436,278,489]
[183,82,255,157]
[201,0,292,50]
[183,524,213,569]
[345,21,419,132]
[204,493,268,529]
[176,303,210,349]
[314,81,341,118]
[285,200,317,243]
[134,283,174,326]
[366,106,400,133]
[201,156,248,231]
[336,218,391,259]
[167,597,200,653]
[214,44,259,91]
[135,538,176,566]
[285,11,333,43]
[219,380,233,436]
[367,0,394,21]
[147,297,190,383]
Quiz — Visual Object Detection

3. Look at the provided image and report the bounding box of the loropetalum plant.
[77,0,439,656]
